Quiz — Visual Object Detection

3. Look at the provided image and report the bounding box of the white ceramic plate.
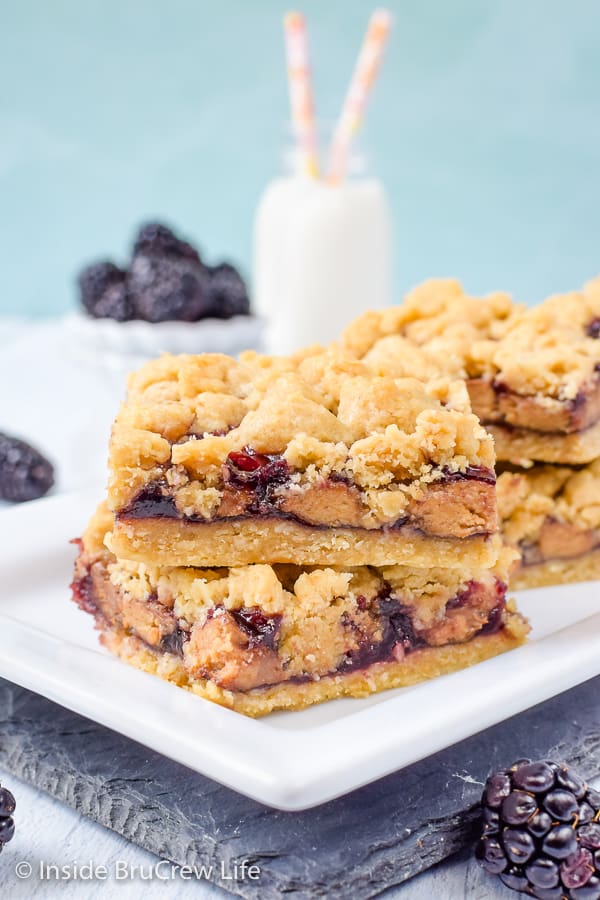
[0,491,598,811]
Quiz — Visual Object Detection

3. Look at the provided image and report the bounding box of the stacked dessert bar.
[341,277,600,589]
[497,461,600,589]
[72,347,528,715]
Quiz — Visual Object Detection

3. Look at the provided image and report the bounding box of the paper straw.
[283,11,320,178]
[327,8,392,183]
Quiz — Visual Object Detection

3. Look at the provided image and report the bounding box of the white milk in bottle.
[253,154,393,354]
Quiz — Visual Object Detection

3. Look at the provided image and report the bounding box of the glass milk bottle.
[253,142,393,354]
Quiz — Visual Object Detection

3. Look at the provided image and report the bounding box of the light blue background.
[2,0,599,315]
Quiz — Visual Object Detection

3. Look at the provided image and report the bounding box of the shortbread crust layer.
[112,513,502,568]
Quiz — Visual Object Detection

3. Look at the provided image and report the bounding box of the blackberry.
[0,432,54,502]
[128,254,212,323]
[77,225,249,323]
[78,261,132,320]
[206,263,250,319]
[90,281,133,321]
[132,222,200,262]
[477,759,600,898]
[0,784,15,854]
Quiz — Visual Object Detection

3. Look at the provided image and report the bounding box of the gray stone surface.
[0,676,599,900]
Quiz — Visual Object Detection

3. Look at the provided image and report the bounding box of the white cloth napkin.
[0,319,130,498]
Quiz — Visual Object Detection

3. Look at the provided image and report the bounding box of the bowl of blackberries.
[67,222,263,359]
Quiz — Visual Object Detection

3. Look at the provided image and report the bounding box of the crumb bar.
[72,504,528,717]
[498,460,600,589]
[341,277,600,465]
[107,349,499,567]
[486,421,600,468]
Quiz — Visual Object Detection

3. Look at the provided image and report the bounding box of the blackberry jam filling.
[340,594,424,672]
[491,377,511,395]
[231,607,282,650]
[70,573,99,617]
[478,603,504,636]
[442,465,496,486]
[203,606,282,652]
[446,577,505,610]
[121,451,292,520]
[122,482,179,518]
[124,469,493,523]
[224,448,290,509]
[160,627,190,656]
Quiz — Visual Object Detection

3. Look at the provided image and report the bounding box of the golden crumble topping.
[107,347,495,514]
[498,458,600,546]
[340,277,600,403]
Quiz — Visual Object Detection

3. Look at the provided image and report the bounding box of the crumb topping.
[108,347,494,511]
[340,277,600,403]
[498,458,600,545]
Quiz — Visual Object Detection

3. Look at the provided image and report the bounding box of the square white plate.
[0,490,598,811]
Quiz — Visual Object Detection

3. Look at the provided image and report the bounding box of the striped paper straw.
[327,8,392,183]
[283,11,320,178]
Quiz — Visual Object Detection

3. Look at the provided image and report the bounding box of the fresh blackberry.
[128,254,212,323]
[0,784,15,854]
[206,263,250,319]
[132,222,200,262]
[90,281,134,321]
[0,432,54,502]
[477,759,600,898]
[78,261,132,320]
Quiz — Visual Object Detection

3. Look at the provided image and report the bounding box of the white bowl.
[62,311,266,361]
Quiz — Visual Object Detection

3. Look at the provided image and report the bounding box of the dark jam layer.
[492,368,600,429]
[70,572,98,618]
[442,465,496,486]
[339,594,424,672]
[450,577,505,637]
[205,605,282,651]
[230,607,282,650]
[120,447,496,528]
[122,481,179,518]
[224,448,291,512]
